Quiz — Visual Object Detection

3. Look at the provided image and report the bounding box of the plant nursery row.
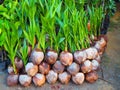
[0,0,116,87]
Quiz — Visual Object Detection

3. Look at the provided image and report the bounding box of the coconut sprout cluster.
[7,37,107,86]
[0,0,110,87]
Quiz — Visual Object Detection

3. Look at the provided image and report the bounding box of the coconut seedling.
[30,18,45,65]
[59,8,73,66]
[0,0,20,74]
[78,9,90,49]
[87,5,104,41]
[21,0,45,65]
[70,8,90,64]
[22,0,37,50]
[14,1,34,58]
[4,21,20,74]
[68,8,80,53]
[27,1,47,65]
[17,39,28,67]
[42,0,61,64]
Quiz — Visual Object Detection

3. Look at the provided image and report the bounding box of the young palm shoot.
[59,8,73,66]
[87,6,104,40]
[30,19,45,65]
[4,21,19,74]
[70,9,88,64]
[22,0,37,50]
[43,0,60,64]
[17,39,28,66]
[78,9,90,49]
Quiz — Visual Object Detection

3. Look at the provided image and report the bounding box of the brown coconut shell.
[8,65,19,75]
[39,62,50,75]
[94,55,101,63]
[28,45,32,56]
[85,47,98,60]
[91,60,100,71]
[74,50,87,64]
[19,74,32,87]
[94,35,107,53]
[33,73,46,86]
[46,70,58,84]
[67,62,80,75]
[53,61,65,74]
[99,37,107,48]
[60,51,73,66]
[99,47,106,56]
[7,74,18,86]
[15,57,23,70]
[85,71,98,83]
[8,65,14,75]
[72,72,85,85]
[30,48,44,65]
[81,60,93,73]
[59,72,71,84]
[45,50,58,64]
[25,62,38,76]
[98,35,108,43]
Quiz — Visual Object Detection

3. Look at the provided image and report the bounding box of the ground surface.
[0,3,120,90]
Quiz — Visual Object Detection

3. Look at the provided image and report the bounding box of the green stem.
[76,43,80,50]
[51,37,53,49]
[65,39,67,51]
[11,57,17,74]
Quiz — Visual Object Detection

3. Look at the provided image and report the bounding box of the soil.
[0,2,120,90]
